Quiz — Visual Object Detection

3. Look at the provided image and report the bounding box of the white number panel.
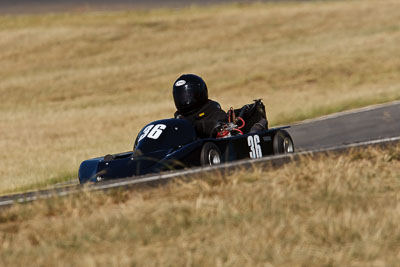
[138,124,166,142]
[247,135,263,159]
[147,124,166,139]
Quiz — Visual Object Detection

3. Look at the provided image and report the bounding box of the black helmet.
[173,74,208,115]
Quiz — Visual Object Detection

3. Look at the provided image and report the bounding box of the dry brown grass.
[1,144,399,266]
[0,0,400,193]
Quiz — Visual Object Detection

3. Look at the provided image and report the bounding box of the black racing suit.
[174,99,227,138]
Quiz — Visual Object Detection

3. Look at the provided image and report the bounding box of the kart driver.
[173,74,227,138]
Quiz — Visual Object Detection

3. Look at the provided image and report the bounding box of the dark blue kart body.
[79,118,292,183]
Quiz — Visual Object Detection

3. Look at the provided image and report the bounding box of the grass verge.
[1,144,399,266]
[0,0,399,192]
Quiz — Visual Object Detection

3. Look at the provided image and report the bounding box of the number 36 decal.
[138,124,166,142]
[247,135,262,159]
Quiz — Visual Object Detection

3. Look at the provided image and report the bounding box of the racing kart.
[79,99,294,183]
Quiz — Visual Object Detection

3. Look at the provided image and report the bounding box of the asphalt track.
[1,136,399,207]
[0,102,399,207]
[287,101,400,151]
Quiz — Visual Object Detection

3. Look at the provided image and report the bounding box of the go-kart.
[78,99,294,183]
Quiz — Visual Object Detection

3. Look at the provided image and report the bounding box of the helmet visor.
[173,85,197,113]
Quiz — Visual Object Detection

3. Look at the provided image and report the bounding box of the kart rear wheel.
[200,142,222,166]
[273,130,294,154]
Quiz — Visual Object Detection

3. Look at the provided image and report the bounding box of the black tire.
[200,142,222,166]
[273,130,295,154]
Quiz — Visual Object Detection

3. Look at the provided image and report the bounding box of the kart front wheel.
[273,130,294,154]
[200,142,222,166]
